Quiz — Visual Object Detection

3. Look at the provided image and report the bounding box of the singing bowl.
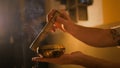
[37,44,65,58]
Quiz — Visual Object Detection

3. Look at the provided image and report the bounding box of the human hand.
[32,51,85,65]
[47,9,74,32]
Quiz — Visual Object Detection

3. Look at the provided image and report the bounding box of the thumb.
[54,22,66,32]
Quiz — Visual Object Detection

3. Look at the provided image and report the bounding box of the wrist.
[64,23,76,33]
[69,52,88,65]
[71,53,102,68]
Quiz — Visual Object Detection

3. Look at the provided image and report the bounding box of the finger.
[32,54,71,64]
[59,10,71,20]
[32,57,55,62]
[56,16,67,24]
[38,54,43,58]
[61,24,66,32]
[32,57,41,62]
[51,23,59,32]
[54,22,66,32]
[51,26,57,32]
[51,28,56,32]
[32,57,47,62]
[47,9,56,22]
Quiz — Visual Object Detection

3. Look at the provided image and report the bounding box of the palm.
[32,51,84,65]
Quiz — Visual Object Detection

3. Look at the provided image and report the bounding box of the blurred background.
[0,0,120,68]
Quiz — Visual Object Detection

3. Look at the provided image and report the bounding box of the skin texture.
[32,9,120,68]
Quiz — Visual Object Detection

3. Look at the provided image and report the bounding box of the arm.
[73,52,120,68]
[32,51,120,68]
[32,9,120,67]
[64,24,117,47]
[54,10,118,47]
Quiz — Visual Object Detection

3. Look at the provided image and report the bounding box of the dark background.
[0,0,48,68]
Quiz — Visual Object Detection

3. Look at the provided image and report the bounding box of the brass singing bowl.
[37,44,65,58]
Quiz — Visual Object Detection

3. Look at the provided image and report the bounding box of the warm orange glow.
[103,0,120,23]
